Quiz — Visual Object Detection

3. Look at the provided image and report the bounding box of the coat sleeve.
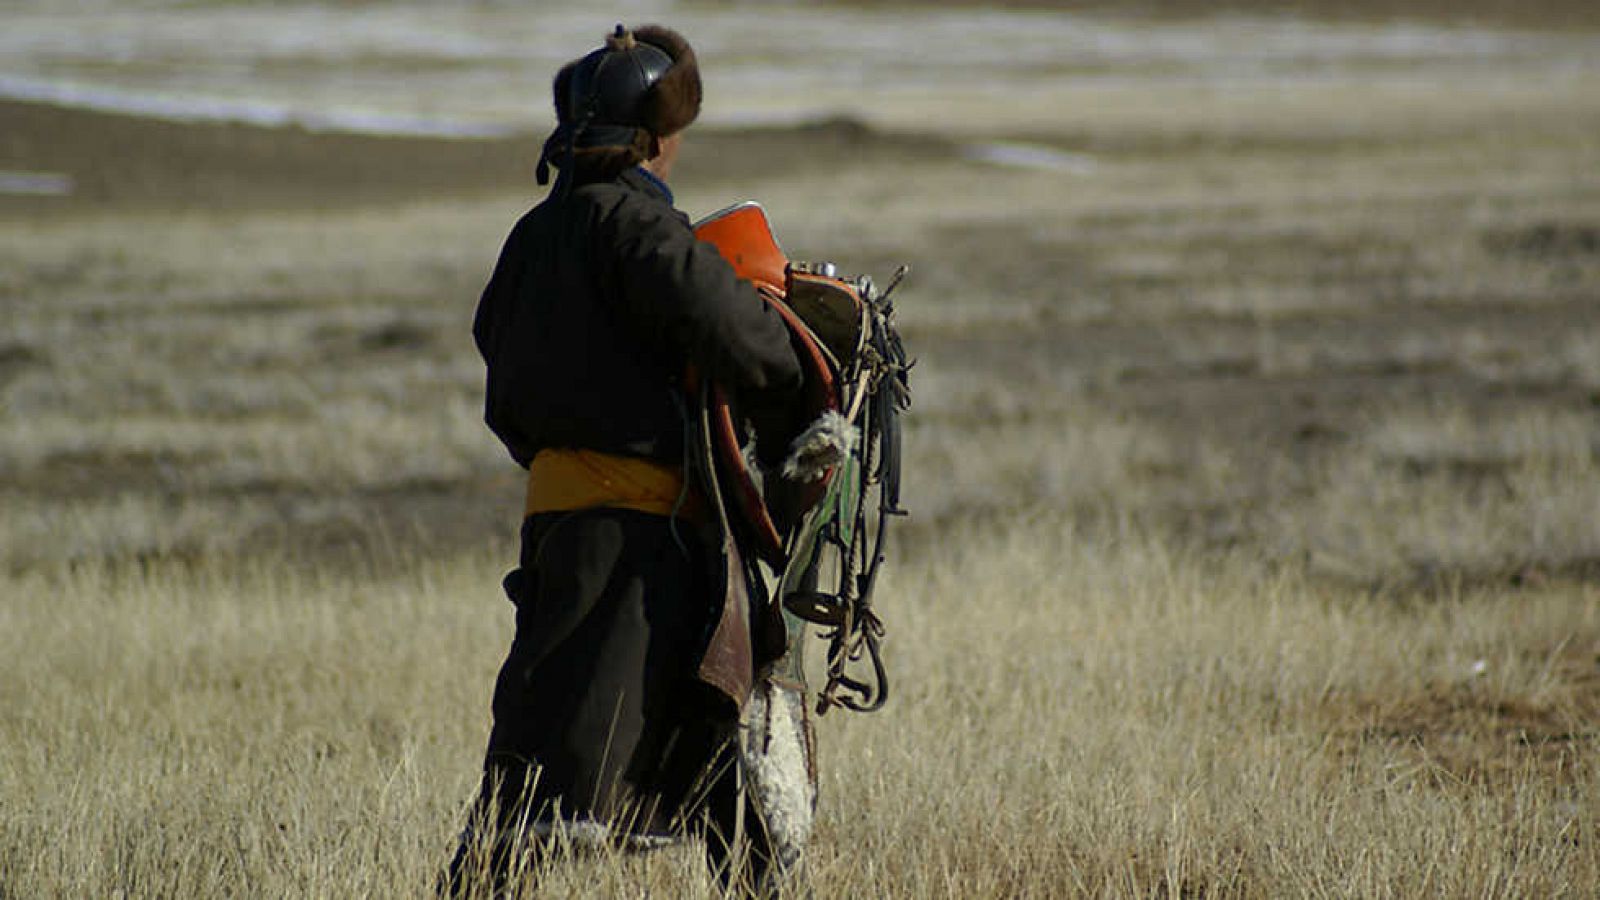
[601,196,803,402]
[472,215,538,467]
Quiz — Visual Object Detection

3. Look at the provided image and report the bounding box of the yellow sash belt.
[525,448,704,521]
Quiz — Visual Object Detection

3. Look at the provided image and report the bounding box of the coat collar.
[621,166,675,207]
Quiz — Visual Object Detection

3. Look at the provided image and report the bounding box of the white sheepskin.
[782,410,859,483]
[741,679,817,872]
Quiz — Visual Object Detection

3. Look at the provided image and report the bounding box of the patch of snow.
[0,170,73,196]
[964,142,1098,175]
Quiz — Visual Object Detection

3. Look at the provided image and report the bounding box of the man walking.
[443,24,803,897]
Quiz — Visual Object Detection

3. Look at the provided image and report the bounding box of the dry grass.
[4,10,1600,896]
[2,526,1593,897]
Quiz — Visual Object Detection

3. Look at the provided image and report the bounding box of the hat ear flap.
[642,61,701,137]
[551,59,579,123]
[632,24,701,137]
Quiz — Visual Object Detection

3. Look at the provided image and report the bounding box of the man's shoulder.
[572,171,687,226]
[505,183,636,235]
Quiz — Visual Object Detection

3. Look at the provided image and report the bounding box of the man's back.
[474,167,800,468]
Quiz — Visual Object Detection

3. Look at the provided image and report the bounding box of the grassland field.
[2,8,1599,896]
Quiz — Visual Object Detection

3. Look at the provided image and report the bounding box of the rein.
[780,265,911,715]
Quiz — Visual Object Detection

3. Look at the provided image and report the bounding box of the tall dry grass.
[2,525,1594,897]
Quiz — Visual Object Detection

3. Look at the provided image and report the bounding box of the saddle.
[690,201,911,716]
[689,200,911,872]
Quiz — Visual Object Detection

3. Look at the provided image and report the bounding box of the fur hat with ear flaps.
[537,24,702,186]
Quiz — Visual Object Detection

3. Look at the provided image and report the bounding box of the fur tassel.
[605,25,636,52]
[782,410,858,483]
